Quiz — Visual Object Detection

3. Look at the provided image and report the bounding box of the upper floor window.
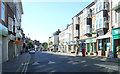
[92,8,95,16]
[104,2,109,12]
[99,1,102,11]
[80,16,82,23]
[99,18,102,28]
[1,2,5,22]
[96,19,99,29]
[96,3,98,13]
[115,11,118,24]
[92,24,95,32]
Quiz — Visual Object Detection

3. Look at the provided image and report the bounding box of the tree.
[28,41,34,48]
[41,42,48,49]
[49,41,53,45]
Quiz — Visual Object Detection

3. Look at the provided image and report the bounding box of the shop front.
[112,28,120,58]
[79,41,86,54]
[71,40,78,53]
[86,38,97,56]
[98,37,111,57]
[0,23,8,63]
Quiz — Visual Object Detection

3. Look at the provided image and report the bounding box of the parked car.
[42,49,47,51]
[29,48,35,54]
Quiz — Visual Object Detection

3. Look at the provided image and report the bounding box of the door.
[87,43,90,53]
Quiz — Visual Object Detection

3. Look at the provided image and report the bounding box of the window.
[96,20,99,29]
[92,8,95,16]
[99,18,102,28]
[96,3,98,12]
[80,16,82,23]
[106,38,110,43]
[92,24,95,32]
[99,1,102,11]
[1,2,5,22]
[115,11,118,24]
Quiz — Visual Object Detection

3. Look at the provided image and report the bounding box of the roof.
[72,0,96,19]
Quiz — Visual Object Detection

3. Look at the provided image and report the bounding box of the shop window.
[106,38,110,43]
[99,39,102,51]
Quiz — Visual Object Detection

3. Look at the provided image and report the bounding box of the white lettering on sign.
[115,30,120,34]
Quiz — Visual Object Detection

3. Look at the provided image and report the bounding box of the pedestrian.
[82,48,85,57]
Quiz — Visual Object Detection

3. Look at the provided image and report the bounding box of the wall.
[2,36,8,62]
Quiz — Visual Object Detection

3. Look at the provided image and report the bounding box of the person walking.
[82,48,85,57]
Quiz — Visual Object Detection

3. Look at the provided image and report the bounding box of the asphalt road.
[25,51,120,72]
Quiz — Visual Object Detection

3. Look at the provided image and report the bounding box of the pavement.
[47,51,120,63]
[2,51,120,72]
[2,52,30,72]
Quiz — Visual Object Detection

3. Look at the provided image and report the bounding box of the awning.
[97,34,112,39]
[0,23,8,36]
[15,40,23,44]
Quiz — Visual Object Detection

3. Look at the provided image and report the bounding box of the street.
[2,51,120,72]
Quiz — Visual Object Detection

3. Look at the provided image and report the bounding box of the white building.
[59,24,73,53]
[48,29,60,52]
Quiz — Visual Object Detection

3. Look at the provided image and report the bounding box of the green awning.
[112,2,120,11]
[0,23,8,36]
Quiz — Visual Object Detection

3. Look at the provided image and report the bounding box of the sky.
[21,1,94,43]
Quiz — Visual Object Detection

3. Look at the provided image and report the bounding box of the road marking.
[48,61,55,64]
[21,54,31,73]
[94,64,118,71]
[32,62,39,65]
[24,55,31,73]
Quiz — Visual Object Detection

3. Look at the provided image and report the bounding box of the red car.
[42,49,47,51]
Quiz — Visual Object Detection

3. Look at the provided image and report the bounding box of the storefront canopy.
[0,23,8,36]
[97,34,112,39]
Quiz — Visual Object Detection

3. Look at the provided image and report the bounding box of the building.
[95,0,112,57]
[0,0,23,63]
[0,2,9,63]
[112,0,120,58]
[8,1,23,57]
[48,29,61,52]
[59,26,69,52]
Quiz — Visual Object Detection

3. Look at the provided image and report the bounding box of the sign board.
[112,28,120,36]
[86,38,97,43]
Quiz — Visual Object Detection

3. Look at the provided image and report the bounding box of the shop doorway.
[102,39,107,56]
[114,39,120,58]
[8,40,15,60]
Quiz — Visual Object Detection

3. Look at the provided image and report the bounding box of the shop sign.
[86,38,97,43]
[67,42,71,44]
[112,28,120,36]
[113,35,120,39]
[0,23,8,36]
[79,41,85,44]
[72,41,77,44]
[15,40,23,44]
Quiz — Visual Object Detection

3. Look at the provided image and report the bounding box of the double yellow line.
[16,54,31,73]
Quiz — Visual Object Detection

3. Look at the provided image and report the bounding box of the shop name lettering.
[115,30,120,34]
